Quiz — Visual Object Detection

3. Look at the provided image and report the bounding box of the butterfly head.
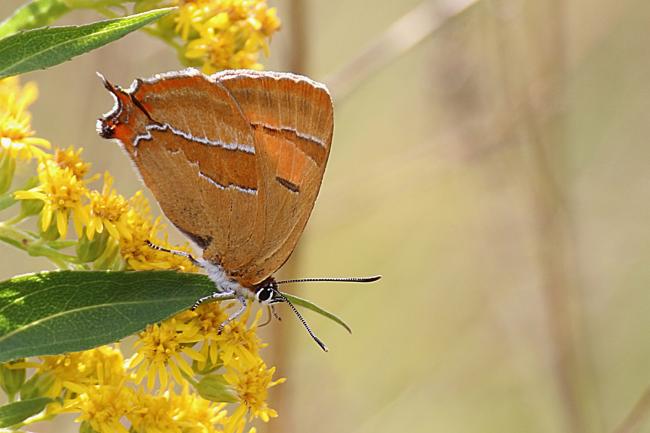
[253,277,328,351]
[254,278,284,304]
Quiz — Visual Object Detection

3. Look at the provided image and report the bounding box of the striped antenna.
[276,275,381,285]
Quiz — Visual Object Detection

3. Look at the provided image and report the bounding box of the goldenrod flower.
[215,307,265,368]
[33,346,126,398]
[129,317,205,389]
[119,192,197,271]
[87,172,131,241]
[54,146,91,179]
[224,361,284,426]
[170,384,228,433]
[0,77,50,161]
[224,405,250,433]
[191,302,229,368]
[0,76,23,104]
[174,0,204,41]
[129,392,181,433]
[185,26,239,72]
[14,160,89,238]
[0,77,37,119]
[173,0,281,72]
[63,383,135,433]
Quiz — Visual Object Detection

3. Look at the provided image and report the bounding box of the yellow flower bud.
[20,199,44,218]
[20,371,55,400]
[39,217,60,241]
[79,421,96,433]
[92,238,125,271]
[192,356,222,375]
[18,176,44,217]
[0,360,26,398]
[76,230,109,263]
[196,374,238,403]
[0,151,15,194]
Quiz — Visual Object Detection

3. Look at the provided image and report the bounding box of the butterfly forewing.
[100,71,261,261]
[99,69,333,287]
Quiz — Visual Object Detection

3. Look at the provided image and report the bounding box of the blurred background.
[1,0,649,432]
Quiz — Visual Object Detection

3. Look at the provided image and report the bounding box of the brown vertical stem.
[265,2,308,433]
[487,1,593,432]
[286,0,307,73]
[526,3,592,433]
[526,131,587,433]
[519,3,593,433]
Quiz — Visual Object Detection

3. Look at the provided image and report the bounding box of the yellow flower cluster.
[9,306,284,433]
[0,77,284,433]
[129,304,284,431]
[0,76,195,268]
[19,307,283,433]
[155,0,281,73]
[0,76,50,161]
[12,154,197,269]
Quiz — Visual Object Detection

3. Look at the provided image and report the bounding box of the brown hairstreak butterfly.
[97,69,380,350]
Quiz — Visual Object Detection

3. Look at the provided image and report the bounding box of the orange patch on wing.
[262,133,309,189]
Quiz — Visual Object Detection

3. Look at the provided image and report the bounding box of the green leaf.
[282,292,352,333]
[0,270,353,363]
[0,0,70,39]
[0,397,51,428]
[0,8,175,79]
[0,270,217,363]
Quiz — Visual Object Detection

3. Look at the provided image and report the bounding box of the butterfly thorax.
[199,258,253,298]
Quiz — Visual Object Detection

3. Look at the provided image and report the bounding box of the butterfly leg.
[271,305,282,321]
[145,240,200,266]
[191,290,236,310]
[217,294,247,334]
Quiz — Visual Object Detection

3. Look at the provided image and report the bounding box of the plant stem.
[0,222,76,268]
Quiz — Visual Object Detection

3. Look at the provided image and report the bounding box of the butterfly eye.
[256,287,274,304]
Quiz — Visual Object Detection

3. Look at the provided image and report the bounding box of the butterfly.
[97,68,378,350]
